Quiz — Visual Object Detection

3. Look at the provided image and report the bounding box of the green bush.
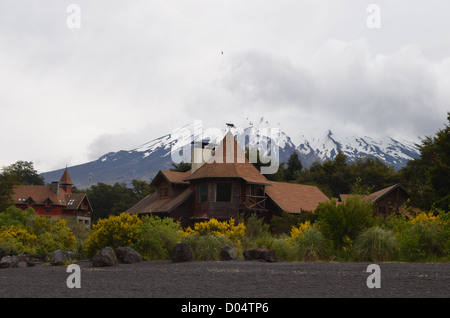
[32,217,77,259]
[0,209,77,260]
[316,196,375,250]
[241,213,271,249]
[289,227,330,261]
[353,226,399,261]
[132,215,182,260]
[398,212,448,261]
[183,233,233,261]
[271,211,317,235]
[0,206,35,227]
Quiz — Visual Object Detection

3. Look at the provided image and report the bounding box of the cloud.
[198,39,450,141]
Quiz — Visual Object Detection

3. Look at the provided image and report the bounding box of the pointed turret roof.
[184,132,270,185]
[60,167,74,186]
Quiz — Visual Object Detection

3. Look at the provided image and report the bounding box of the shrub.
[315,196,375,250]
[353,226,400,261]
[289,227,329,261]
[0,224,37,255]
[84,213,142,258]
[240,213,271,249]
[183,233,232,261]
[285,221,312,247]
[397,212,449,261]
[182,218,246,245]
[271,211,317,235]
[32,217,77,259]
[0,206,35,227]
[0,215,77,260]
[132,215,182,260]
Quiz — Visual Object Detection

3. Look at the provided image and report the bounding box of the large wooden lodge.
[126,132,330,227]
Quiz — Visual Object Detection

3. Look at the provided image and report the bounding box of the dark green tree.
[169,162,191,172]
[85,180,154,223]
[0,173,16,211]
[2,161,44,185]
[400,112,450,210]
[285,152,303,182]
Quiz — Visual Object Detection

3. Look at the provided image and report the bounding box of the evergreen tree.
[285,152,303,182]
[400,112,450,210]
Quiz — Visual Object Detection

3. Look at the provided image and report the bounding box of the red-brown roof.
[126,187,194,214]
[339,184,408,203]
[265,181,330,213]
[160,170,190,185]
[59,168,74,185]
[13,184,89,210]
[184,132,270,185]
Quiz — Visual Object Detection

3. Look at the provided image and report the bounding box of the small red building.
[126,132,330,227]
[13,168,93,227]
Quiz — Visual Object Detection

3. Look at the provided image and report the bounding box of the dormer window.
[159,187,169,199]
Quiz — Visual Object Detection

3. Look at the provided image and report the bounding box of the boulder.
[243,246,277,262]
[262,249,278,262]
[17,253,35,267]
[50,250,75,266]
[0,255,19,268]
[220,245,237,261]
[171,242,193,262]
[115,246,142,264]
[92,247,118,267]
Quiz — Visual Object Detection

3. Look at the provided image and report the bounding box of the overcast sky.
[1,0,449,173]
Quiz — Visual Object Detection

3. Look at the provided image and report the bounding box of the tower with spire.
[59,167,74,194]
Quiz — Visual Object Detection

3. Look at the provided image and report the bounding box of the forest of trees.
[1,113,448,222]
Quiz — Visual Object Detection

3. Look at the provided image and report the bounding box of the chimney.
[191,140,214,174]
[51,181,60,195]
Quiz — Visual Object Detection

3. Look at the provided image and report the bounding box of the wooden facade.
[339,184,417,217]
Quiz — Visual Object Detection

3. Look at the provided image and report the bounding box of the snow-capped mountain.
[297,129,420,169]
[40,118,420,188]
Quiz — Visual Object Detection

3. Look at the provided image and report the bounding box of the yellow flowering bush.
[285,221,312,246]
[411,211,447,226]
[84,213,142,258]
[182,218,246,243]
[0,224,38,254]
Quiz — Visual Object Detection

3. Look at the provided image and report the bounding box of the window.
[159,187,169,199]
[378,206,387,216]
[215,183,232,202]
[198,183,208,203]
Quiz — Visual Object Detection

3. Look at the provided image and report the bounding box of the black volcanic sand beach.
[0,260,449,298]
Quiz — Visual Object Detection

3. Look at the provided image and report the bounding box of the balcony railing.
[239,195,267,210]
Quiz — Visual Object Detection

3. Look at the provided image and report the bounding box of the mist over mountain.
[41,118,420,189]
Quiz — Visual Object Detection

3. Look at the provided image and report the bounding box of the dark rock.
[262,249,278,262]
[171,242,193,262]
[50,250,75,266]
[0,255,18,268]
[243,246,277,262]
[17,254,35,267]
[220,245,237,261]
[93,247,118,267]
[116,246,142,264]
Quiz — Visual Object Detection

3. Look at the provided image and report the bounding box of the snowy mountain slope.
[297,129,419,169]
[41,118,420,188]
